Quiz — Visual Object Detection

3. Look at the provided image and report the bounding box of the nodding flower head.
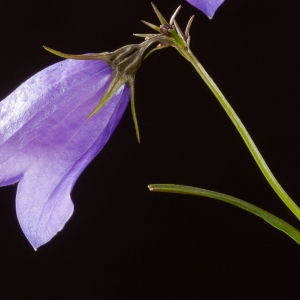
[0,34,170,249]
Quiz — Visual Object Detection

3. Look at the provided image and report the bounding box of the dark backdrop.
[1,0,300,298]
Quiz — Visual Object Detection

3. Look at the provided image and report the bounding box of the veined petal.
[0,59,130,249]
[186,0,225,18]
[0,59,110,162]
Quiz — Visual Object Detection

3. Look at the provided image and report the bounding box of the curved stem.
[148,184,300,245]
[179,47,300,221]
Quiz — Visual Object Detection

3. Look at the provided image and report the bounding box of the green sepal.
[141,20,161,33]
[143,47,164,60]
[128,80,140,143]
[87,75,125,119]
[43,46,110,62]
[185,15,194,38]
[151,2,168,25]
[133,33,155,38]
[169,6,182,25]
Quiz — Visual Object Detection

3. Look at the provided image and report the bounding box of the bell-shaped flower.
[186,0,225,18]
[0,36,168,249]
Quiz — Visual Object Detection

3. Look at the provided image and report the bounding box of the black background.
[1,0,300,298]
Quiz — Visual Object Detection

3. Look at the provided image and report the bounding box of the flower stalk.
[180,47,300,221]
[144,3,300,243]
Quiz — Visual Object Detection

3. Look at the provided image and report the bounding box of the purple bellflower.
[186,0,225,18]
[0,58,128,250]
[0,36,168,249]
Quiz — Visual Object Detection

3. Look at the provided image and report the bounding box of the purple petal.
[0,59,130,249]
[186,0,225,18]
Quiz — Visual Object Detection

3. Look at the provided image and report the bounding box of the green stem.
[178,47,300,221]
[148,184,300,245]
